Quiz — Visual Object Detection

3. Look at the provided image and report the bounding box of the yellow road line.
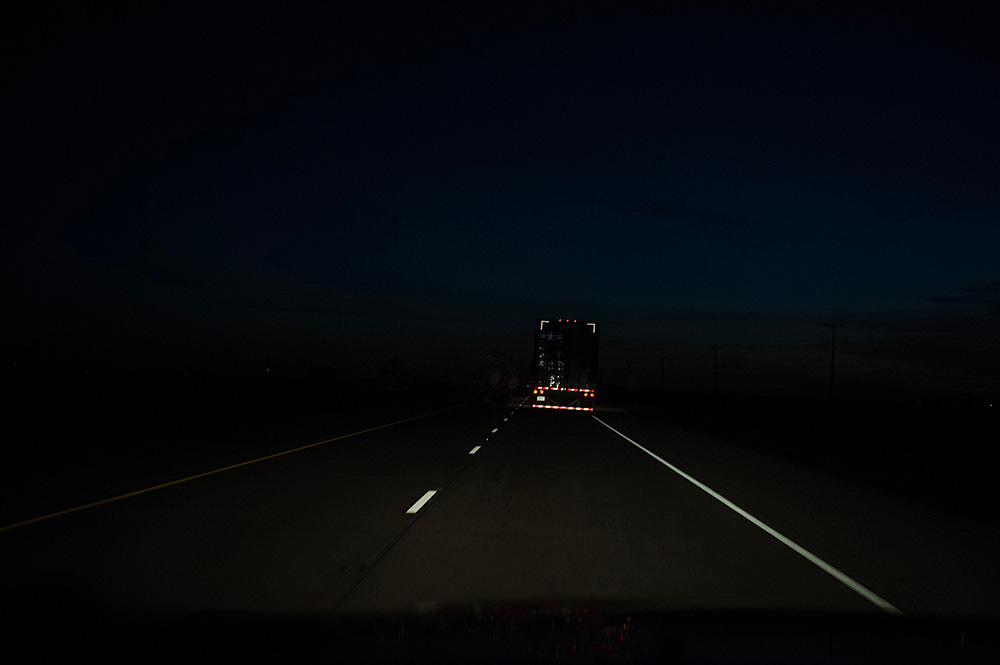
[1,404,464,534]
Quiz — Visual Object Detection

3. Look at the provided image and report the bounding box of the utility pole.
[709,347,721,395]
[823,323,844,398]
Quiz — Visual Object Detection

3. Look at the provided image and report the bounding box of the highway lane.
[1,380,470,529]
[338,408,893,615]
[3,398,998,625]
[590,410,1000,618]
[0,401,491,615]
[335,404,997,618]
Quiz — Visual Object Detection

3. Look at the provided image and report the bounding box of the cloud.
[604,309,763,326]
[838,285,1000,381]
[922,280,1000,312]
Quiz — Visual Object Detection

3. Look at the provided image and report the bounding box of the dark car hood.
[10,602,999,664]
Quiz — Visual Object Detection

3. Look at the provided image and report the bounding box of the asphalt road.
[3,394,997,630]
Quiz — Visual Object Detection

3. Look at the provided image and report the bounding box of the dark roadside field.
[2,374,474,528]
[599,388,999,528]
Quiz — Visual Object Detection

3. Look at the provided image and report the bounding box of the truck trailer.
[529,318,600,411]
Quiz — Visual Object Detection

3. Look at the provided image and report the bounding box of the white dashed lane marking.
[405,490,437,515]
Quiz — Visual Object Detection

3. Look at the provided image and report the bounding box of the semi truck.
[529,318,600,411]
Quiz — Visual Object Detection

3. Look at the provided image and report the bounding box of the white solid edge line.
[469,445,481,455]
[592,416,904,616]
[406,490,438,514]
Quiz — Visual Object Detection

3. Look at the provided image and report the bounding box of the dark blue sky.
[4,2,999,400]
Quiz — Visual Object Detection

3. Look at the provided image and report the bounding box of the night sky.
[4,2,999,401]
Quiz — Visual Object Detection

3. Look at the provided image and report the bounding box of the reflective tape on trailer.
[532,404,594,411]
[534,387,596,396]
